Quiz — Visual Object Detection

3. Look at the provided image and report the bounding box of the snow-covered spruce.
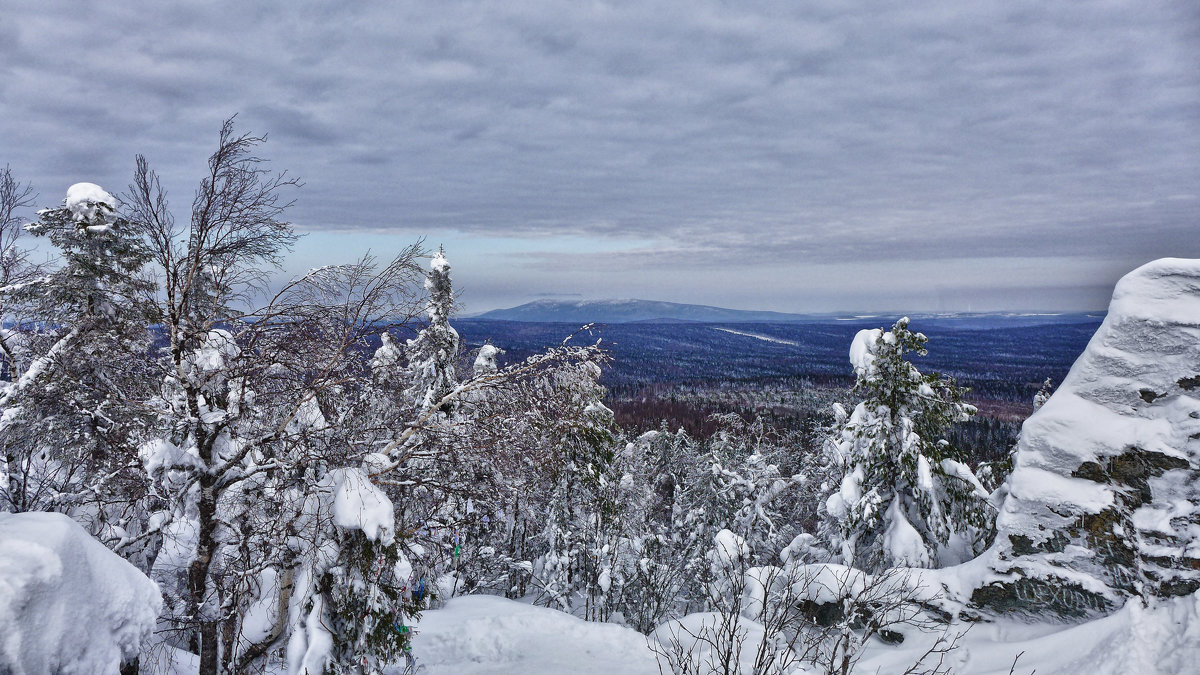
[403,249,460,415]
[824,317,992,572]
[286,467,418,675]
[973,258,1200,619]
[0,511,162,674]
[1,181,152,517]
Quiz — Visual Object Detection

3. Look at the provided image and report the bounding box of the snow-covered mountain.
[471,298,814,323]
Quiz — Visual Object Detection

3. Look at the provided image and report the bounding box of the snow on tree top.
[849,327,883,377]
[63,182,115,222]
[324,468,396,545]
[430,251,450,273]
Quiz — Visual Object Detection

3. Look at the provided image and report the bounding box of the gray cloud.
[2,0,1198,310]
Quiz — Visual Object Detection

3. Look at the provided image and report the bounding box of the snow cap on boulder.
[973,258,1200,619]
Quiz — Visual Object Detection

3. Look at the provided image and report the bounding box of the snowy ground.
[396,595,661,674]
[389,592,1200,675]
[856,593,1200,675]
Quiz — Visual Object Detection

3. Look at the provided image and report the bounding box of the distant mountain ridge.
[472,299,809,323]
[470,298,1104,327]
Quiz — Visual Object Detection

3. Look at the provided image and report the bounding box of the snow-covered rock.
[0,511,162,674]
[973,258,1200,619]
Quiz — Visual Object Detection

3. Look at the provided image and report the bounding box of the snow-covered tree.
[403,249,459,415]
[1033,377,1054,411]
[1,181,153,519]
[823,317,991,572]
[473,343,502,376]
[122,120,429,674]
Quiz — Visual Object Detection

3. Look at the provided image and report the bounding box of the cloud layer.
[3,1,1198,310]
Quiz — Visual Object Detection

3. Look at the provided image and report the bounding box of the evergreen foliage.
[403,249,460,415]
[823,317,992,572]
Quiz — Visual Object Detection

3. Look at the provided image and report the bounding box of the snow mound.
[790,563,870,604]
[856,592,1200,675]
[976,258,1200,618]
[63,182,115,222]
[0,511,162,674]
[400,595,659,674]
[651,612,777,675]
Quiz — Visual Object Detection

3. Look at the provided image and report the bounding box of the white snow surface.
[710,528,750,568]
[378,591,1200,675]
[324,467,395,545]
[711,327,801,346]
[849,327,883,377]
[63,182,115,222]
[430,250,450,274]
[395,595,660,674]
[882,499,933,568]
[855,593,1200,675]
[789,563,870,604]
[472,344,501,376]
[0,511,162,675]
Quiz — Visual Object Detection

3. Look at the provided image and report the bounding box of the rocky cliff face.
[973,258,1200,619]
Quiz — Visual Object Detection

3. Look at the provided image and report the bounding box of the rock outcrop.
[972,258,1200,619]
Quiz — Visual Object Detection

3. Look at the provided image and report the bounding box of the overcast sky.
[3,1,1198,312]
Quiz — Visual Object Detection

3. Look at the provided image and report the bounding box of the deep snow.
[392,592,1200,675]
[0,511,161,674]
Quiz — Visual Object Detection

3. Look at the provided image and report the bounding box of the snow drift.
[405,595,661,674]
[974,258,1200,618]
[0,511,162,674]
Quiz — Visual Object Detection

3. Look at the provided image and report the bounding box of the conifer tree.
[0,182,153,515]
[824,317,991,572]
[404,249,460,415]
[1033,377,1054,410]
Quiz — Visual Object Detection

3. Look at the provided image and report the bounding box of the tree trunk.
[190,477,220,674]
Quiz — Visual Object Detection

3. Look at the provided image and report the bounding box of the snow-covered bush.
[0,511,161,674]
[285,468,419,675]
